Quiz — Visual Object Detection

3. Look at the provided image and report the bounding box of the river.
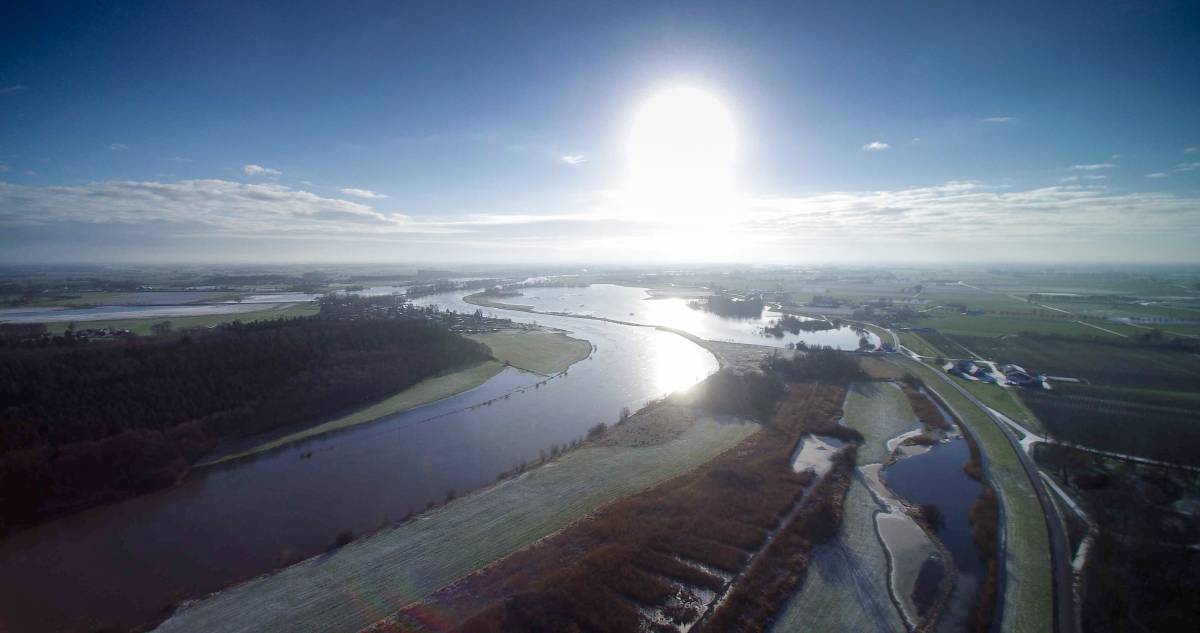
[426,283,878,350]
[0,292,715,632]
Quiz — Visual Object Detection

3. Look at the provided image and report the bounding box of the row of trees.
[0,317,492,527]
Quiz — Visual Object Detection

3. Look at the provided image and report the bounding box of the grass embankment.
[952,378,1044,434]
[156,411,757,633]
[889,357,1054,633]
[467,329,591,375]
[201,329,592,466]
[898,331,945,358]
[199,360,505,466]
[44,302,319,334]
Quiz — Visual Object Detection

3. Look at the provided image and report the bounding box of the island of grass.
[467,328,592,375]
[201,327,592,466]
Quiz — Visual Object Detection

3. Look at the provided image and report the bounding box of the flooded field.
[464,283,879,349]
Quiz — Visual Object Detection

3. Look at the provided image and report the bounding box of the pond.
[883,431,987,631]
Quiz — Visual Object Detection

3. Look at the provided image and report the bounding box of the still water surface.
[884,427,987,630]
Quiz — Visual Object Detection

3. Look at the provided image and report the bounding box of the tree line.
[0,316,491,528]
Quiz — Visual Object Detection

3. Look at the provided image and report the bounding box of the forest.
[0,317,491,528]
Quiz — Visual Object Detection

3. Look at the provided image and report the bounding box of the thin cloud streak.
[339,187,389,199]
[242,164,282,177]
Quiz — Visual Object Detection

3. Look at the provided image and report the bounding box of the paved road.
[910,347,1077,633]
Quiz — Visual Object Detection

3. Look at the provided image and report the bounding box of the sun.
[627,86,738,223]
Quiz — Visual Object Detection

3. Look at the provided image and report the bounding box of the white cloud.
[1185,147,1198,154]
[4,178,1199,262]
[1082,174,1107,180]
[242,164,282,177]
[170,156,193,163]
[862,141,890,151]
[1111,154,1124,160]
[983,117,1014,123]
[339,187,388,199]
[1146,172,1170,179]
[23,170,36,176]
[0,84,27,95]
[109,143,129,151]
[560,154,587,165]
[0,179,444,235]
[1070,163,1115,171]
[1175,162,1200,173]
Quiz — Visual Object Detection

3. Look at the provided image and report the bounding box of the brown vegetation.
[961,429,1001,633]
[898,378,952,431]
[367,382,852,633]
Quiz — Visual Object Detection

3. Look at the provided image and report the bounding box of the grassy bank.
[467,328,591,375]
[200,328,592,466]
[199,360,505,466]
[156,414,758,633]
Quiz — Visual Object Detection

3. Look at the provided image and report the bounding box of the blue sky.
[1,1,1198,263]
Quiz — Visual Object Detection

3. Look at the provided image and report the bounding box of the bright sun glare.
[627,86,738,224]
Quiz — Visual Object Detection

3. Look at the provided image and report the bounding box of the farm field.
[944,334,1200,391]
[156,412,758,633]
[889,357,1054,633]
[910,312,1139,339]
[1022,383,1200,465]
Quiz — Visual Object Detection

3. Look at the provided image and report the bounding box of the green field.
[911,312,1138,339]
[467,329,591,375]
[896,331,944,358]
[157,416,758,633]
[952,378,1044,434]
[889,357,1053,633]
[45,302,320,334]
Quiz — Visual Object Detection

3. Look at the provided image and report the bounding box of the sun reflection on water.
[644,330,718,397]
